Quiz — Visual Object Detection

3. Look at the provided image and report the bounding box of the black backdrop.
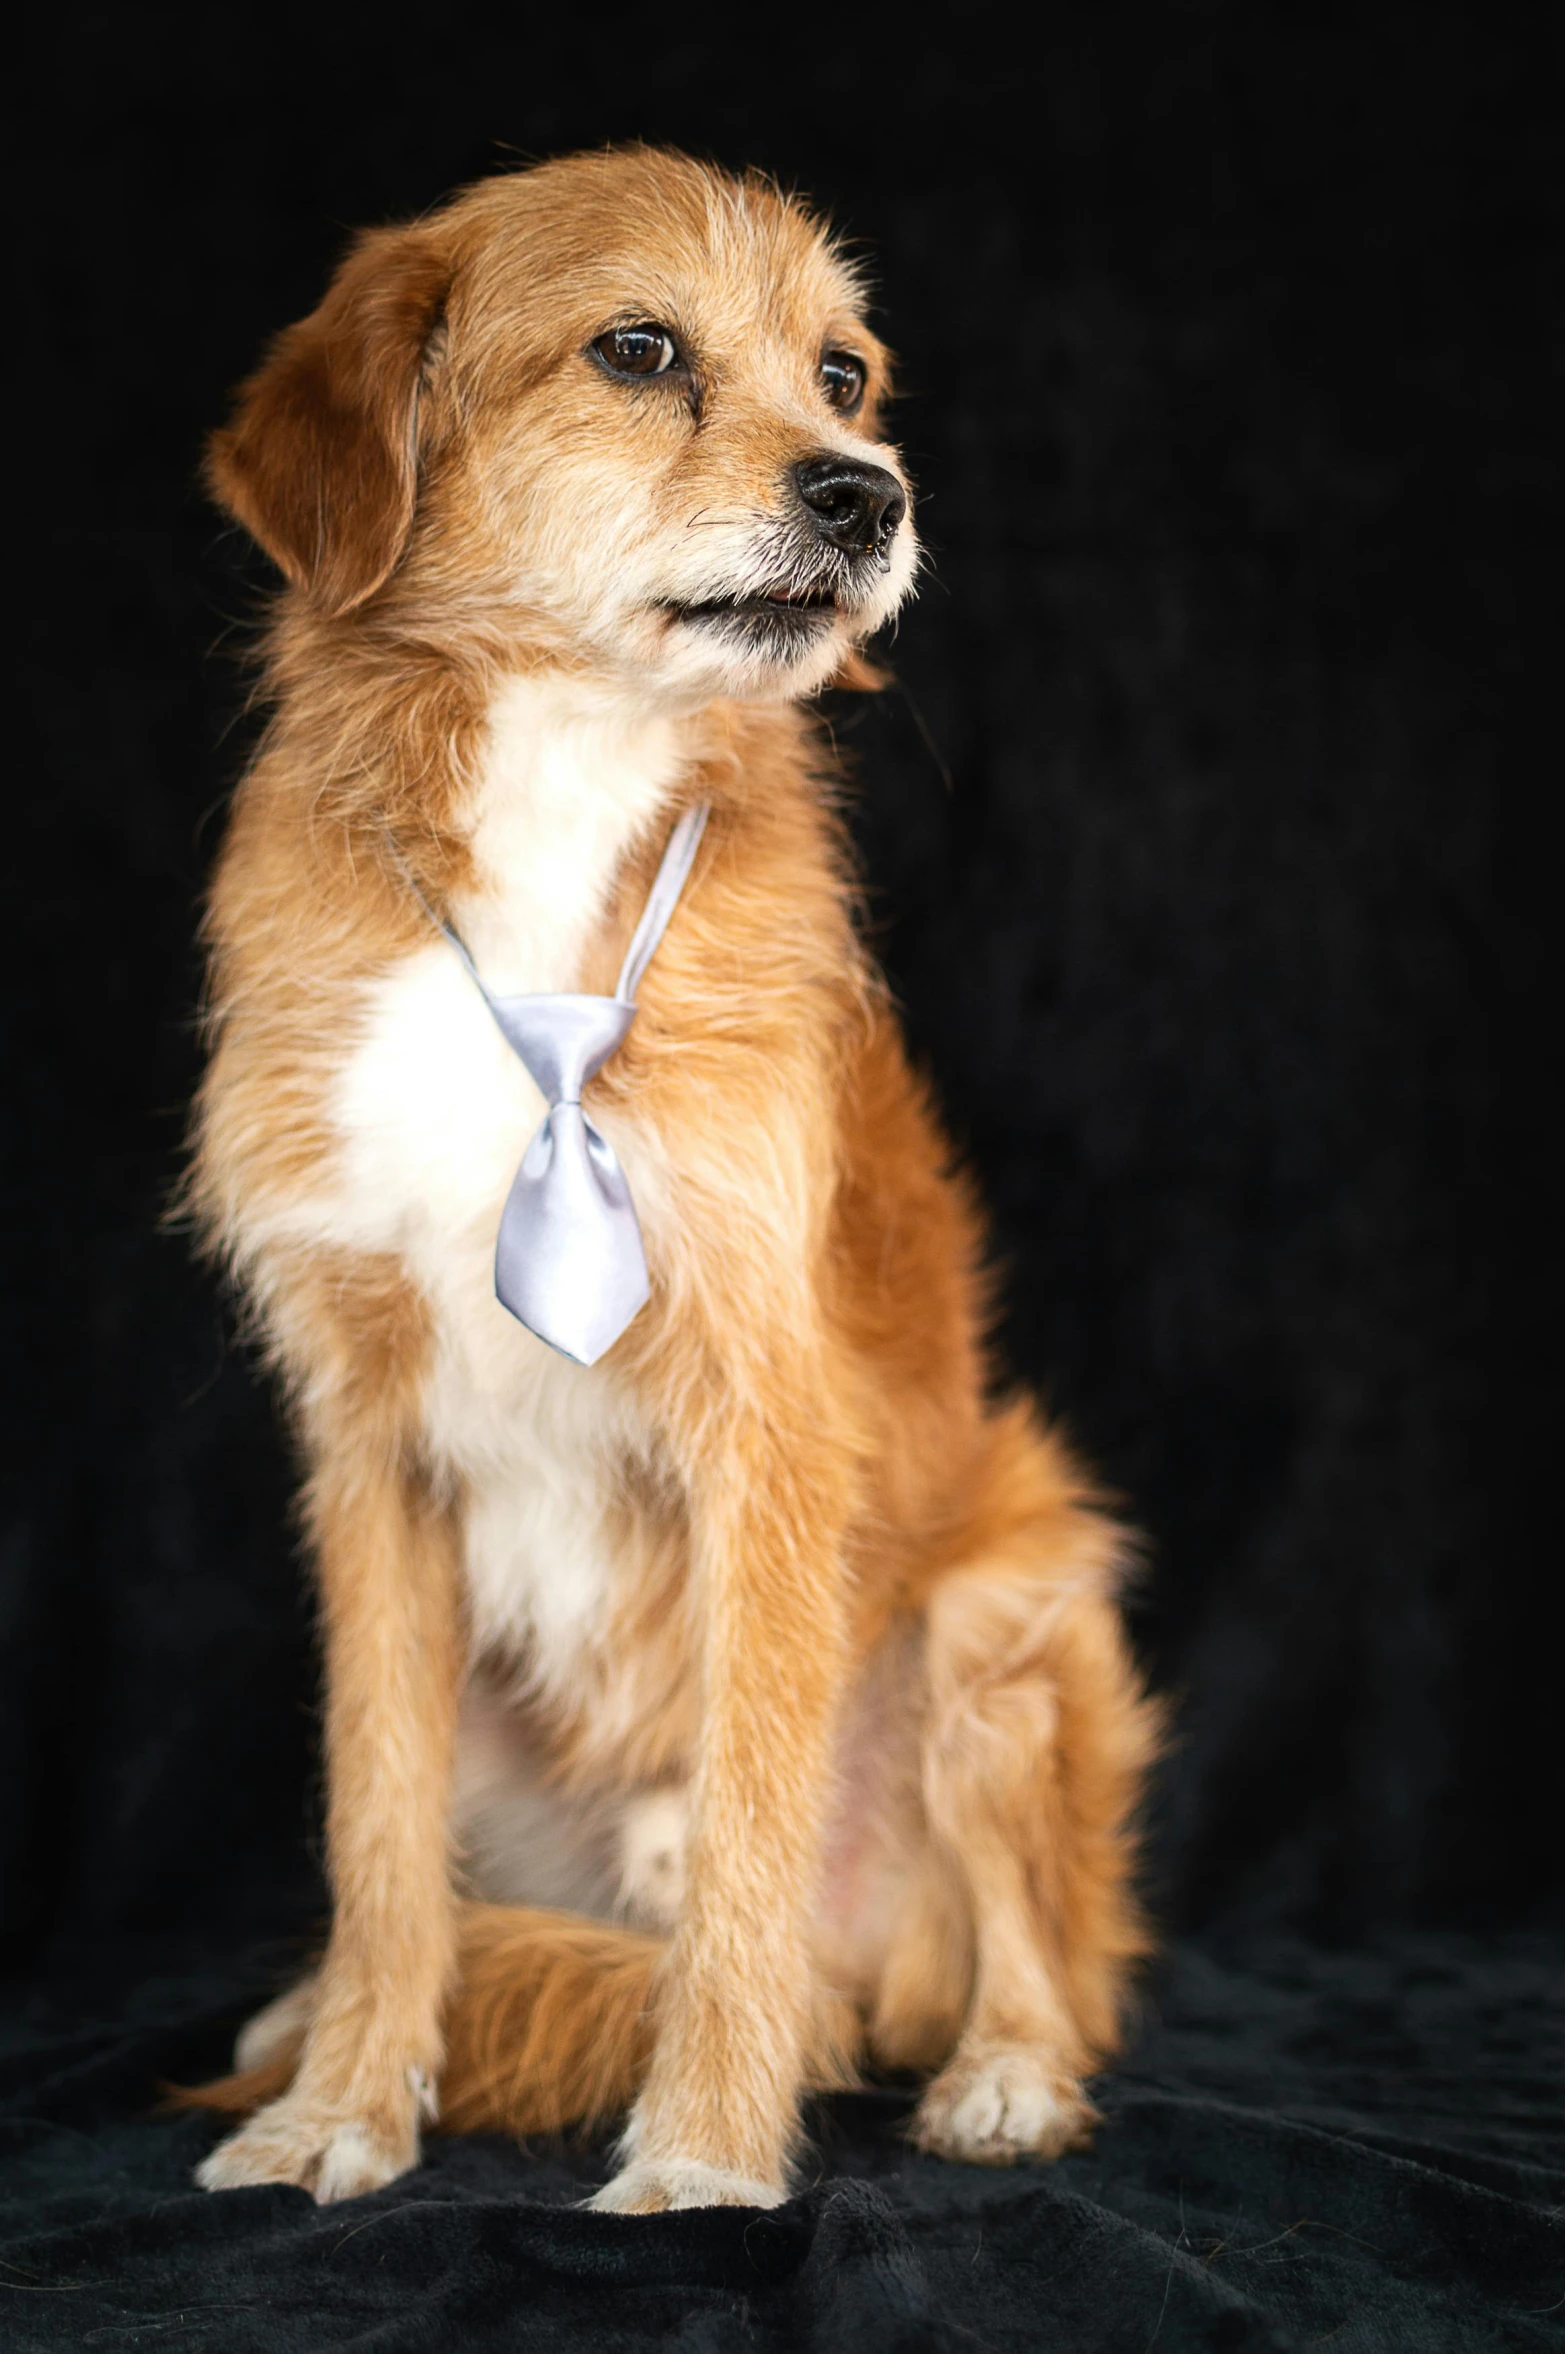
[4,9,1561,2351]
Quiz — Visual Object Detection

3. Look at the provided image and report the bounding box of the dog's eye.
[820,350,866,413]
[593,324,680,378]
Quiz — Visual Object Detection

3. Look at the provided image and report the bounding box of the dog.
[183,145,1159,2214]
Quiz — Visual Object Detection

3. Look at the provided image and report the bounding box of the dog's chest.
[314,677,689,1679]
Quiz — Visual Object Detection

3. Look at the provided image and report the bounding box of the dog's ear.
[207,226,447,615]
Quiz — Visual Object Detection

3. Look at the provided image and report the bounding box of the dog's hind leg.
[910,1408,1159,2163]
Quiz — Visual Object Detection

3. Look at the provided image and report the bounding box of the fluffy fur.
[182,146,1160,2214]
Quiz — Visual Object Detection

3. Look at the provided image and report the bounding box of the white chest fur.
[297,674,690,1688]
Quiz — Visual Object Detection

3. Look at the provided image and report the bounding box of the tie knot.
[485,992,638,1105]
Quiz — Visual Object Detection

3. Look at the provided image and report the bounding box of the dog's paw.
[616,1787,689,1929]
[195,2091,418,2202]
[233,1977,317,2073]
[912,2044,1095,2164]
[588,2157,786,2214]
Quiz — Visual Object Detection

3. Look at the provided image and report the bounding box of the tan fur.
[183,146,1160,2213]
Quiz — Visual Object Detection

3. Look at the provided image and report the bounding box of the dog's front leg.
[198,1441,462,2201]
[594,1397,852,2212]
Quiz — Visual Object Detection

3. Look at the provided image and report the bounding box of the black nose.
[792,454,907,556]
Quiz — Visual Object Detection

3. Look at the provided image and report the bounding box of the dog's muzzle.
[664,458,909,651]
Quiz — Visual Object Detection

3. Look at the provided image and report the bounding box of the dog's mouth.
[664,583,844,639]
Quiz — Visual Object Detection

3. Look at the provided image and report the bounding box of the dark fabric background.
[4,7,1560,2348]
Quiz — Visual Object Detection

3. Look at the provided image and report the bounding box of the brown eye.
[592,323,679,377]
[820,349,866,413]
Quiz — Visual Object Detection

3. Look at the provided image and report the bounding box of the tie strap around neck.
[385,799,710,1018]
[612,800,709,1004]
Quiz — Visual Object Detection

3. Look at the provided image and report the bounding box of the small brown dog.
[186,146,1158,2213]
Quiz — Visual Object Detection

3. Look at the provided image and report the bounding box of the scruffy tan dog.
[185,146,1158,2214]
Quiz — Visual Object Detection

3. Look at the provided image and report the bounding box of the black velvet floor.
[6,7,1561,2350]
[4,1935,1561,2350]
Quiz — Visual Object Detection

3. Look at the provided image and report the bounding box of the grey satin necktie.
[404,802,710,1367]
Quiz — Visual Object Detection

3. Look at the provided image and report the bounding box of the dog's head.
[210,148,918,705]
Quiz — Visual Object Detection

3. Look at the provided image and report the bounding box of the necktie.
[402,802,710,1367]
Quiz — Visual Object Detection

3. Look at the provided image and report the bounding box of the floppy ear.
[206,225,447,615]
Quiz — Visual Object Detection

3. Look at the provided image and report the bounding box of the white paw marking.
[914,2046,1090,2164]
[313,2125,397,2204]
[195,2095,416,2203]
[588,2157,786,2214]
